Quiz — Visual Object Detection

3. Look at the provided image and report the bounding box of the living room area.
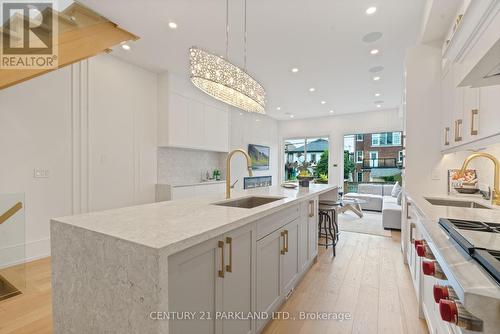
[340,131,404,238]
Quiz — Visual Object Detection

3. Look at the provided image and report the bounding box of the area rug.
[337,211,391,237]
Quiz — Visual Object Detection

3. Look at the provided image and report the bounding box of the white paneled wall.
[0,54,158,267]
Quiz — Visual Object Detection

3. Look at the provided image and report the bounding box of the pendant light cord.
[225,0,229,59]
[244,0,247,71]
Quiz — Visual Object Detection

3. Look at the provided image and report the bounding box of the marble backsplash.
[157,147,226,185]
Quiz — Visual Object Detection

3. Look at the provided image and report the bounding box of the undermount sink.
[425,198,491,209]
[214,196,284,209]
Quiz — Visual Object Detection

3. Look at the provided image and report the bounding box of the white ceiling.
[79,0,425,120]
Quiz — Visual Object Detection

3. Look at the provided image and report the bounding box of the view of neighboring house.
[345,132,403,183]
[284,138,329,180]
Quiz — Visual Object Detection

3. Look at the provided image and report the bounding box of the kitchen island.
[51,184,338,334]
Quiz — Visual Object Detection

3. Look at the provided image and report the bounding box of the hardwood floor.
[262,232,429,334]
[0,232,427,334]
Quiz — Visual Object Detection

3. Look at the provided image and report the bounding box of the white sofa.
[344,183,402,230]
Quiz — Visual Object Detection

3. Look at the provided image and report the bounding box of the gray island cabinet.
[51,184,336,334]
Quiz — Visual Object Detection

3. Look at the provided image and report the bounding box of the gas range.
[439,218,500,285]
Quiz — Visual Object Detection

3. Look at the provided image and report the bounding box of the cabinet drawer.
[256,204,300,240]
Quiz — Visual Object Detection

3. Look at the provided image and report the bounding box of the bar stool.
[318,201,340,256]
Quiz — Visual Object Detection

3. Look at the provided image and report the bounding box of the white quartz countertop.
[52,184,337,254]
[407,192,500,302]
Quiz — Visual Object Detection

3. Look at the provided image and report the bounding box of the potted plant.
[297,160,314,187]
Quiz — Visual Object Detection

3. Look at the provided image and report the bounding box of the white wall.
[229,110,279,190]
[278,109,404,188]
[0,54,158,267]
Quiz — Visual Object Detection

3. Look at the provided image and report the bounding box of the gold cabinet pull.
[470,109,478,135]
[284,230,289,253]
[225,237,232,273]
[0,202,22,225]
[455,119,463,142]
[218,240,225,278]
[280,231,286,255]
[406,201,411,219]
[308,200,314,217]
[444,127,450,146]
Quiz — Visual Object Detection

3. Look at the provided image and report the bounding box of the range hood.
[459,38,500,88]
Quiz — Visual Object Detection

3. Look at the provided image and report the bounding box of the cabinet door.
[479,85,500,138]
[441,69,454,149]
[281,219,299,295]
[188,99,205,148]
[452,69,465,145]
[172,186,196,200]
[205,105,229,152]
[221,224,254,334]
[462,87,479,143]
[256,228,283,331]
[307,199,318,260]
[169,238,222,334]
[298,213,309,273]
[168,93,190,147]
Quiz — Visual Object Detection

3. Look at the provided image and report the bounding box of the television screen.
[248,144,270,170]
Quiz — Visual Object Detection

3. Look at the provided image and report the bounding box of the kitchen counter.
[51,184,338,333]
[160,180,226,187]
[406,192,500,329]
[52,183,337,254]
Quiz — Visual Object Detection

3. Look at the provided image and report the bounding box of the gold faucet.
[226,149,253,199]
[460,152,500,206]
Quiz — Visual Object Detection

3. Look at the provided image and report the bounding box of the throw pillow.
[397,191,402,205]
[391,182,401,197]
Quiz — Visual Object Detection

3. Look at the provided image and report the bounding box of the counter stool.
[318,201,341,256]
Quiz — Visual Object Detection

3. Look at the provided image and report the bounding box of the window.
[357,172,363,182]
[371,132,402,146]
[369,151,378,167]
[393,132,402,145]
[284,137,329,181]
[355,150,363,163]
[398,150,404,163]
[356,134,363,141]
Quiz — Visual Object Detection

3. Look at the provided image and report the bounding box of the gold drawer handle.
[409,223,416,244]
[226,237,232,273]
[471,109,478,135]
[455,119,462,142]
[309,200,314,217]
[444,127,450,146]
[280,231,286,255]
[284,230,289,253]
[218,240,225,278]
[0,202,23,225]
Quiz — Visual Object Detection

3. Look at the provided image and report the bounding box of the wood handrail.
[0,202,23,225]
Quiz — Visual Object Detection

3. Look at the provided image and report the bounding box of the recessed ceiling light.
[290,114,295,118]
[291,68,299,73]
[329,110,334,113]
[362,32,383,43]
[276,107,281,110]
[366,7,377,15]
[369,65,384,73]
[321,101,326,105]
[370,49,379,55]
[376,104,382,108]
[121,44,131,50]
[375,93,381,97]
[309,88,315,92]
[168,21,178,29]
[373,76,381,81]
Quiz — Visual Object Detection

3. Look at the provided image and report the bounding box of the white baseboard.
[0,237,50,269]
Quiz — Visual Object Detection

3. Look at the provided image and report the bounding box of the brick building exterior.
[352,132,403,182]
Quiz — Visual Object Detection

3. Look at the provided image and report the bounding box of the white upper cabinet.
[158,73,229,152]
[439,1,500,153]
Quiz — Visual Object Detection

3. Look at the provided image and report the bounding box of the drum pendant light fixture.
[189,0,266,114]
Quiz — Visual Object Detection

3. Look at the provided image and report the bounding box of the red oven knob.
[414,239,424,248]
[439,299,458,323]
[433,284,449,303]
[422,261,435,276]
[416,244,426,257]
